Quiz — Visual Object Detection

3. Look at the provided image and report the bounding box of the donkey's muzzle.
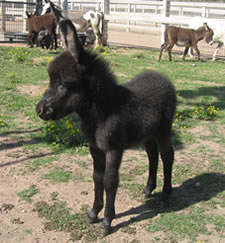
[36,99,53,120]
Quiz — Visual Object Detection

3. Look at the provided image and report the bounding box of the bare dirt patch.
[17,84,47,97]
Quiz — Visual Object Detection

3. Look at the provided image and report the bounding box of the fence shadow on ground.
[111,172,225,233]
[178,85,225,110]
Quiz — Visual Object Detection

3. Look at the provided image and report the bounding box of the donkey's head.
[202,22,214,44]
[36,20,87,120]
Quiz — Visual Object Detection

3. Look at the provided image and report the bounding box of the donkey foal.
[36,19,177,236]
[158,23,213,61]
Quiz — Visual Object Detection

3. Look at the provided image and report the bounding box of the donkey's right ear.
[59,19,84,63]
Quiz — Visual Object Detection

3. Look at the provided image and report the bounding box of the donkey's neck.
[195,27,206,41]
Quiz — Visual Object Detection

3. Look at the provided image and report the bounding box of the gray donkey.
[36,19,177,236]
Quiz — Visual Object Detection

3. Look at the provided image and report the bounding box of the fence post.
[161,0,170,44]
[63,0,68,14]
[1,0,6,33]
[102,0,110,46]
[102,0,109,14]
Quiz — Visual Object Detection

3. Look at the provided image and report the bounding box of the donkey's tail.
[98,12,104,35]
[162,27,169,47]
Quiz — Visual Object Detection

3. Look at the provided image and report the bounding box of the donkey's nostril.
[37,106,44,116]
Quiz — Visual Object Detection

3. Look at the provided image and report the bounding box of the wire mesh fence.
[0,0,35,42]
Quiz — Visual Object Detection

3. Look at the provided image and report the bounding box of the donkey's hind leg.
[158,43,168,62]
[159,138,174,206]
[182,46,189,61]
[143,140,159,199]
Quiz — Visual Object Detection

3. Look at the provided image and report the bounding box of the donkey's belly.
[176,41,189,47]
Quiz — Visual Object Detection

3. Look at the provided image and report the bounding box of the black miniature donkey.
[36,19,177,236]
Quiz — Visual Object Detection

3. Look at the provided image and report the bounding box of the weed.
[34,200,100,241]
[50,191,59,201]
[40,114,87,148]
[17,185,38,202]
[8,48,31,63]
[39,56,53,66]
[26,157,55,172]
[131,52,145,59]
[0,116,6,127]
[42,167,72,183]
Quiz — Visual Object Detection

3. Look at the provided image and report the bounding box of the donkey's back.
[93,71,176,151]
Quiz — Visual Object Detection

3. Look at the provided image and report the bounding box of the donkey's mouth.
[36,102,55,121]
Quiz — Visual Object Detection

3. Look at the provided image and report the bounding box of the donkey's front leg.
[88,147,106,223]
[101,150,123,236]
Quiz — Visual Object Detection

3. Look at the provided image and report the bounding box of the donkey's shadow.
[111,172,225,233]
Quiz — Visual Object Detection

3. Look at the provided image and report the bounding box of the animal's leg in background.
[92,24,101,48]
[53,30,58,49]
[193,44,201,61]
[167,44,174,61]
[28,32,35,48]
[212,41,223,61]
[143,140,159,199]
[159,138,174,207]
[182,47,189,61]
[158,43,168,62]
[102,150,123,236]
[188,47,194,58]
[88,147,106,223]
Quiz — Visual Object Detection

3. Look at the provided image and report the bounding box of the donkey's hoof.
[142,187,154,200]
[87,211,98,224]
[101,225,111,236]
[142,192,152,200]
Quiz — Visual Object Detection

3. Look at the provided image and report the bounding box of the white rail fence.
[1,0,225,45]
[64,0,225,29]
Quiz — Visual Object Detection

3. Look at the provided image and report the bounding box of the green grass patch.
[42,167,72,183]
[17,185,38,202]
[34,200,100,241]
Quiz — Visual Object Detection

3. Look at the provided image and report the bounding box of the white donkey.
[41,0,104,47]
[189,17,225,61]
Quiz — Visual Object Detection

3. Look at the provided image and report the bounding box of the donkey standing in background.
[36,19,176,236]
[189,17,225,61]
[41,0,105,47]
[158,23,214,61]
[26,11,58,49]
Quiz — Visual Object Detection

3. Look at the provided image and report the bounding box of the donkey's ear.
[59,19,84,63]
[26,11,31,18]
[203,22,210,31]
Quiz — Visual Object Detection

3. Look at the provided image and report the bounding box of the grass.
[0,45,225,242]
[17,185,38,202]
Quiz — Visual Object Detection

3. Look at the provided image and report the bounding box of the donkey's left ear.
[59,19,84,63]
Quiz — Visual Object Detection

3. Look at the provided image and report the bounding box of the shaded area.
[0,137,41,151]
[111,173,225,233]
[0,128,40,137]
[0,152,53,167]
[178,86,225,110]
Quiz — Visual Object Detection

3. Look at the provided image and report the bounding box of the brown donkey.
[26,11,58,50]
[158,23,214,61]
